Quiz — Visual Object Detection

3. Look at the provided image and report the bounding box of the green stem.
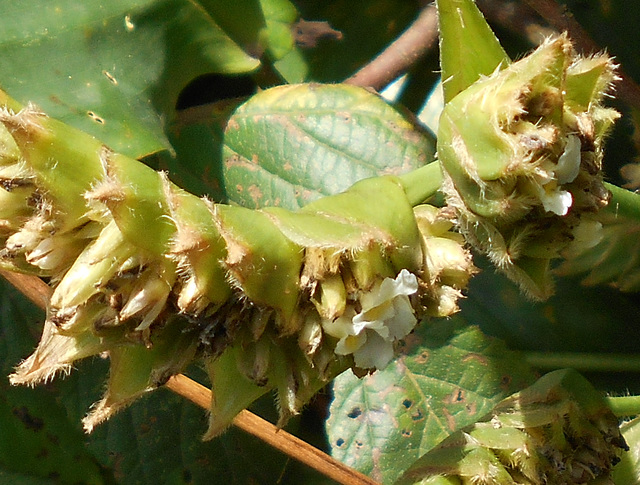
[398,161,443,206]
[525,351,640,373]
[604,182,640,221]
[606,395,640,417]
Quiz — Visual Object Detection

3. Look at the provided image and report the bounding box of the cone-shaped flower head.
[0,83,477,437]
[438,35,619,299]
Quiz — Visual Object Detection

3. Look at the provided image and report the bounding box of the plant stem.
[0,270,50,309]
[398,161,443,206]
[344,4,438,90]
[525,351,640,373]
[606,395,640,417]
[605,182,640,221]
[165,375,379,485]
[0,271,379,485]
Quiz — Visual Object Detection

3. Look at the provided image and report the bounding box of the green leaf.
[222,83,436,209]
[326,320,536,484]
[462,258,640,363]
[85,382,331,484]
[436,0,510,103]
[0,470,56,485]
[0,278,106,484]
[200,0,297,60]
[0,386,105,485]
[0,0,259,158]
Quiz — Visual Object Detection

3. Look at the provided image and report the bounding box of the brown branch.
[0,269,51,308]
[345,3,439,90]
[166,375,379,485]
[521,0,640,112]
[0,270,379,485]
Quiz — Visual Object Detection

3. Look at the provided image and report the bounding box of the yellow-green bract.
[438,34,619,300]
[0,86,475,436]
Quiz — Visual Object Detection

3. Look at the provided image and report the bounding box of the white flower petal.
[353,300,395,330]
[538,185,573,216]
[352,332,395,369]
[360,269,418,311]
[387,295,418,340]
[322,308,356,339]
[555,135,581,184]
[335,332,367,356]
[330,269,419,368]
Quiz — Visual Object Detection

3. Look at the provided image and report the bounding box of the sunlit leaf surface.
[327,320,535,484]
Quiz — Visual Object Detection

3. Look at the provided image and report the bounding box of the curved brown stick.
[0,270,51,308]
[166,375,379,485]
[345,3,439,90]
[0,270,379,485]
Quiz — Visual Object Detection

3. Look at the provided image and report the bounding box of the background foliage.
[1,0,640,483]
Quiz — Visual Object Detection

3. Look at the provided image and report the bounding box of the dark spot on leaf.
[49,95,63,106]
[444,388,466,404]
[336,438,345,447]
[248,184,263,205]
[102,70,118,85]
[411,409,424,422]
[466,402,477,416]
[87,111,104,124]
[355,440,363,449]
[12,406,44,431]
[415,350,429,364]
[462,352,488,365]
[442,408,456,431]
[182,468,193,483]
[347,407,362,419]
[46,432,60,445]
[501,375,513,390]
[402,399,412,409]
[402,429,412,438]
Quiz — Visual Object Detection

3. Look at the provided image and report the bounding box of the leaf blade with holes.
[326,321,536,484]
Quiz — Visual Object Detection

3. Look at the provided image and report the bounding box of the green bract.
[0,87,476,435]
[438,35,619,299]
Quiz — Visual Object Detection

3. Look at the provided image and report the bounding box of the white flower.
[536,135,581,216]
[322,269,419,369]
[537,184,573,216]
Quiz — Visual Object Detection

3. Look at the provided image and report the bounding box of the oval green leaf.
[326,319,535,484]
[0,0,259,158]
[223,83,436,209]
